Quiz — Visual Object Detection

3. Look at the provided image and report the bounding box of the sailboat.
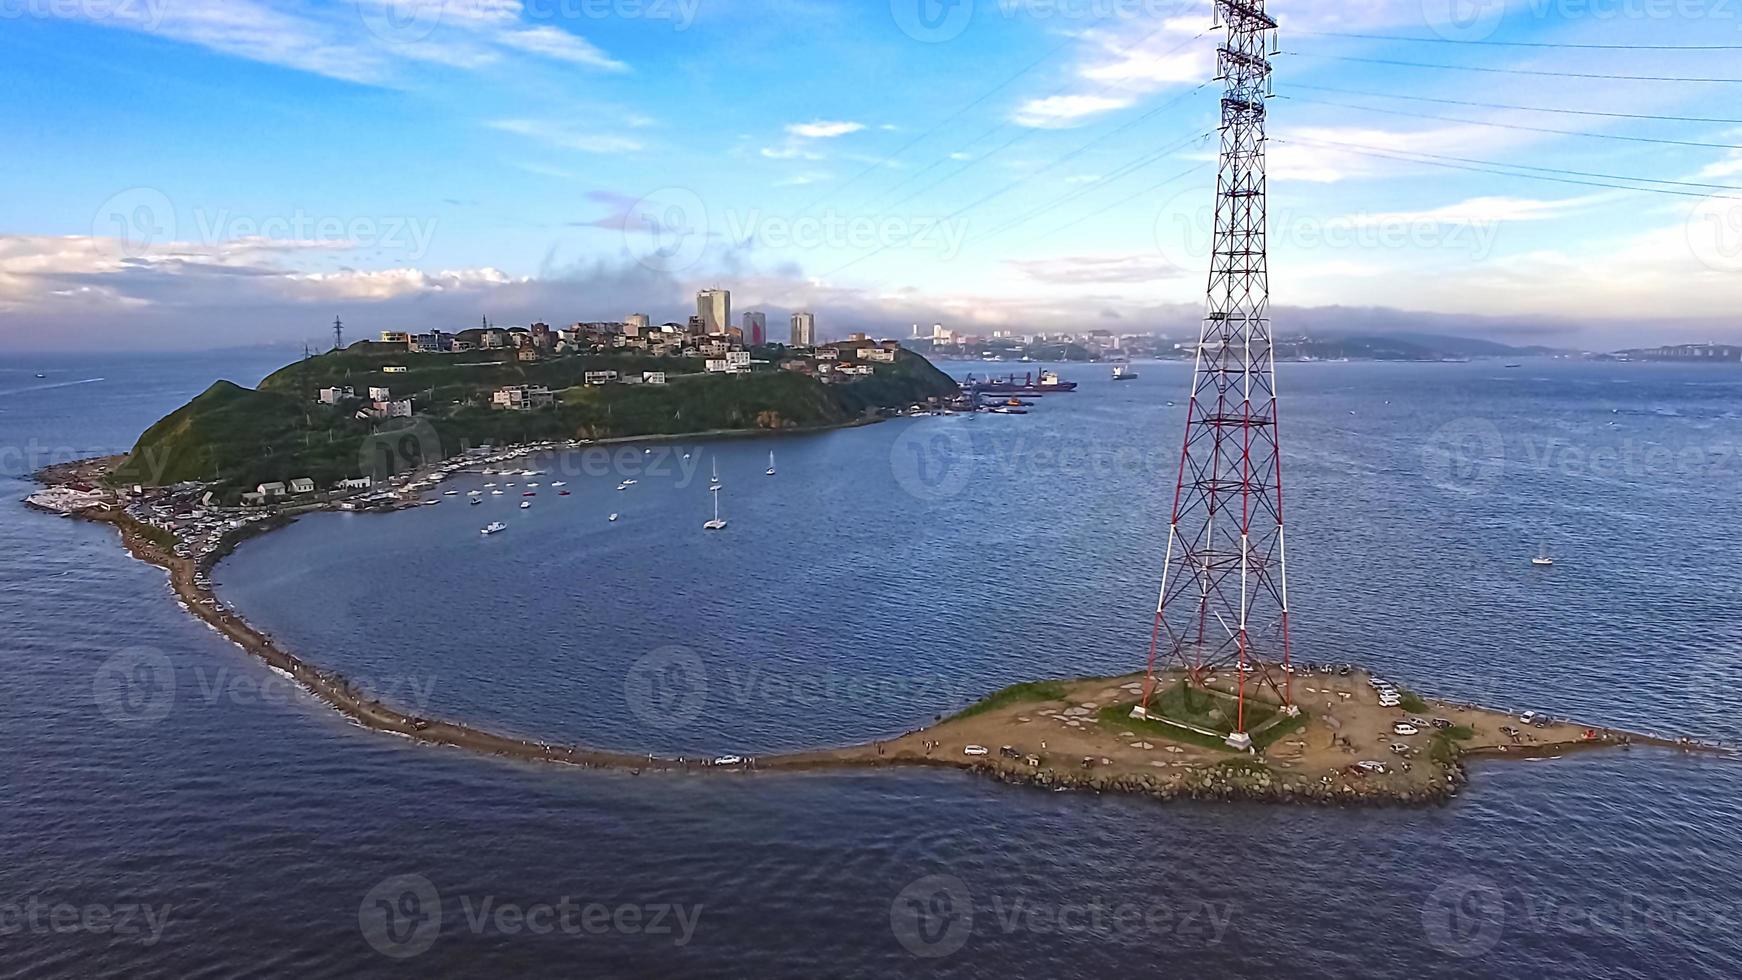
[703,488,727,531]
[765,450,776,476]
[1531,543,1555,567]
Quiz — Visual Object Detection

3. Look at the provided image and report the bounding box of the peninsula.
[110,333,958,500]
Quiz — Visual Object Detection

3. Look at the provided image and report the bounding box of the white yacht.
[703,489,727,531]
[480,522,507,535]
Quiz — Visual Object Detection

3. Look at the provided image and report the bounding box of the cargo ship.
[964,370,1078,394]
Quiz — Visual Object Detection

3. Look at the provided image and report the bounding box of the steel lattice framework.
[1141,0,1290,741]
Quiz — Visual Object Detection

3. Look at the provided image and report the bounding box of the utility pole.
[1140,0,1291,749]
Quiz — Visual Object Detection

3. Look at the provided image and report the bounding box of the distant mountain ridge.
[1276,332,1563,361]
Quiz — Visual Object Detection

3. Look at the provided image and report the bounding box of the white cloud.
[495,26,626,71]
[1013,94,1134,128]
[488,119,643,154]
[1006,252,1185,284]
[786,121,866,139]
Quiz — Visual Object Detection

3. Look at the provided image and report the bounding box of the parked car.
[1393,722,1420,736]
[963,745,988,757]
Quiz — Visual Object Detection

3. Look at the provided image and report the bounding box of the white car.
[1378,695,1402,708]
[712,755,744,766]
[1520,711,1545,726]
[963,744,989,757]
[1393,722,1420,736]
[1356,760,1387,774]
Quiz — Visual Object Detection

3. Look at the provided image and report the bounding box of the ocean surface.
[2,350,1740,977]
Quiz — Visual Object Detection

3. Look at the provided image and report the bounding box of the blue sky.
[2,0,1741,350]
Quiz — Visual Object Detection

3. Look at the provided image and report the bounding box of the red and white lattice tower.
[1139,0,1290,749]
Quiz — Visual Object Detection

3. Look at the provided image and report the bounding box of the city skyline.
[4,1,1742,351]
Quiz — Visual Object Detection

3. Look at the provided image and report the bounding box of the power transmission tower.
[1139,0,1292,749]
[332,316,344,352]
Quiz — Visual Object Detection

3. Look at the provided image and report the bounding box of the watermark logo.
[622,186,709,274]
[93,646,175,727]
[359,418,443,482]
[1,0,166,30]
[1154,187,1508,271]
[1421,418,1505,495]
[93,187,175,259]
[891,0,974,42]
[624,646,709,729]
[354,0,456,44]
[719,208,969,260]
[1423,875,1507,957]
[360,874,443,959]
[890,423,975,501]
[891,874,974,958]
[1686,193,1742,273]
[1421,0,1507,41]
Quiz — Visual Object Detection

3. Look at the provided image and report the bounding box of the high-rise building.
[697,289,730,335]
[790,311,815,347]
[743,312,766,347]
[625,313,650,336]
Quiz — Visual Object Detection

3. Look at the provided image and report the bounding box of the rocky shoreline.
[973,757,1471,806]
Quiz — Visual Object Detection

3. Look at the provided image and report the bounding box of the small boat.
[558,490,571,497]
[766,450,776,476]
[470,498,482,506]
[520,501,532,509]
[480,521,507,535]
[491,490,504,495]
[35,373,46,379]
[608,513,619,522]
[523,491,536,497]
[703,487,727,531]
[1531,542,1555,567]
[622,479,638,487]
[444,490,459,496]
[552,481,567,487]
[617,483,628,491]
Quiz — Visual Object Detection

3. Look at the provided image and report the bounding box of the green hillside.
[113,344,957,497]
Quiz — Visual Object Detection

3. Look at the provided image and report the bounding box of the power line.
[1282,95,1742,150]
[1282,51,1742,83]
[1276,136,1742,200]
[862,25,1208,214]
[966,131,1213,246]
[1290,30,1742,50]
[1292,83,1742,126]
[790,32,1080,216]
[1281,140,1742,193]
[818,86,1215,278]
[1030,161,1213,243]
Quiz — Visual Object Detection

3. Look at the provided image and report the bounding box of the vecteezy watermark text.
[890,874,1235,958]
[1424,875,1742,957]
[359,874,701,959]
[0,897,172,946]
